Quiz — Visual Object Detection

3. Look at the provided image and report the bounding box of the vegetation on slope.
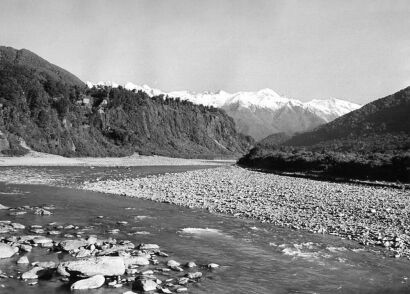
[239,87,410,182]
[0,47,253,158]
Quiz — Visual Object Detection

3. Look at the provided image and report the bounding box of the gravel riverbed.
[82,166,410,258]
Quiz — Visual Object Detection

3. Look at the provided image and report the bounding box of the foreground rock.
[133,277,158,292]
[70,275,105,290]
[21,267,44,279]
[0,243,16,258]
[57,256,125,277]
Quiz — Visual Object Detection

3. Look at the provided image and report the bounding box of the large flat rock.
[57,256,125,277]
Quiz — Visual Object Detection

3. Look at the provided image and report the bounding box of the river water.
[0,166,409,294]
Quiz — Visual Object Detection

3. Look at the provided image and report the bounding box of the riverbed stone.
[57,256,126,277]
[70,274,105,290]
[21,267,44,279]
[133,277,158,292]
[124,256,150,267]
[167,260,180,267]
[59,239,88,252]
[17,256,29,264]
[208,263,219,269]
[0,243,16,258]
[186,272,202,279]
[139,244,159,251]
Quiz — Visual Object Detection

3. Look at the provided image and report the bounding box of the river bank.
[1,180,410,293]
[1,166,410,293]
[82,165,410,259]
[0,151,233,167]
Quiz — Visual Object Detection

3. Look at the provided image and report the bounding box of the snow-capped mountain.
[87,81,361,140]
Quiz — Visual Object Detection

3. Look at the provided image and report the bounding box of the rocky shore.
[82,166,410,259]
[0,204,218,292]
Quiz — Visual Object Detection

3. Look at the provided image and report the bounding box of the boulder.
[59,239,88,252]
[11,223,25,229]
[0,243,16,258]
[70,274,105,290]
[57,256,125,277]
[186,272,202,279]
[32,236,53,244]
[133,277,158,292]
[21,267,44,279]
[185,261,197,268]
[17,256,29,264]
[167,260,180,267]
[123,256,150,267]
[139,244,159,251]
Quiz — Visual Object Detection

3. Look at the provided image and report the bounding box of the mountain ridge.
[0,46,84,87]
[87,81,361,140]
[238,86,410,182]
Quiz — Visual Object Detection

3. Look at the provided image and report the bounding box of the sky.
[0,0,409,104]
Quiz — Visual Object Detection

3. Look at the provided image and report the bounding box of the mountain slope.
[285,86,410,147]
[0,46,84,87]
[238,87,410,182]
[0,46,253,158]
[91,82,360,140]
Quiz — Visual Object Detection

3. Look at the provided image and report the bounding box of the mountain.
[0,46,84,87]
[284,86,410,147]
[88,82,361,140]
[0,46,253,158]
[238,86,410,182]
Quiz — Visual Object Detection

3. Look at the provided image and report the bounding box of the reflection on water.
[0,166,409,293]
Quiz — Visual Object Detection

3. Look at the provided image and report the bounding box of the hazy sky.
[0,0,409,104]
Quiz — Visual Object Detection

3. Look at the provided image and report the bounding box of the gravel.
[82,165,410,258]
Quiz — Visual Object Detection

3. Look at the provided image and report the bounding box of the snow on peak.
[86,81,360,119]
[305,98,361,119]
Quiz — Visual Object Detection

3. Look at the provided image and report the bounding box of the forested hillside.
[0,46,253,158]
[239,87,410,182]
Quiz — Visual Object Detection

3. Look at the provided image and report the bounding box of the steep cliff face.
[0,46,253,158]
[92,88,253,157]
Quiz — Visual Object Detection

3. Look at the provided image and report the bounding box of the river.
[0,166,409,294]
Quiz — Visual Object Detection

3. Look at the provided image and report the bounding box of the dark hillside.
[0,46,84,87]
[285,86,410,147]
[0,46,253,158]
[239,87,410,182]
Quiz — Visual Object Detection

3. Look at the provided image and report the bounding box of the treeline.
[0,60,253,158]
[238,139,410,182]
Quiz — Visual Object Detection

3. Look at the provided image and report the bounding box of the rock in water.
[133,277,158,292]
[17,256,29,264]
[21,267,44,279]
[139,244,160,250]
[57,256,125,277]
[0,204,9,210]
[0,243,16,258]
[124,256,150,267]
[167,260,180,267]
[187,272,202,279]
[59,239,88,251]
[70,275,105,290]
